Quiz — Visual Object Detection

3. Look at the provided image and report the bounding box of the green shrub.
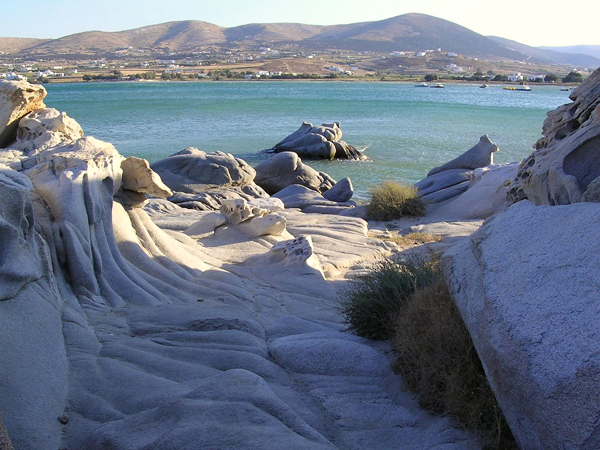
[393,278,516,449]
[366,181,425,221]
[339,256,516,449]
[338,256,440,340]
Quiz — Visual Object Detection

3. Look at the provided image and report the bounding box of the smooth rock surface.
[0,81,481,450]
[322,177,353,202]
[254,152,336,195]
[444,200,600,450]
[273,184,355,211]
[427,135,498,177]
[151,148,257,193]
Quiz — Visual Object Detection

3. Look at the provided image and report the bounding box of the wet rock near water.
[271,122,366,160]
[254,151,336,195]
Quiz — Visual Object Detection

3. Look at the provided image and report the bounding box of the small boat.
[429,83,445,88]
[415,82,428,87]
[560,87,571,91]
[504,85,531,91]
[480,84,489,88]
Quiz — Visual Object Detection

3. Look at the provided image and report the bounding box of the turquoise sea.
[44,81,570,199]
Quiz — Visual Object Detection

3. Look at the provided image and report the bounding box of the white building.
[527,74,545,82]
[508,73,524,82]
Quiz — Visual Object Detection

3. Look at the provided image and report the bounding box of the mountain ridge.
[1,14,598,66]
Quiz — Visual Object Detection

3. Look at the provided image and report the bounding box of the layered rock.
[508,67,600,205]
[254,151,336,195]
[414,135,512,220]
[273,184,356,214]
[151,148,269,210]
[426,135,498,177]
[272,122,365,160]
[0,80,480,450]
[0,80,46,148]
[444,200,600,450]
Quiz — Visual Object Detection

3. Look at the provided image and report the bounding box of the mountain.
[1,13,595,66]
[539,45,600,61]
[489,36,600,66]
[0,37,49,54]
[18,21,227,55]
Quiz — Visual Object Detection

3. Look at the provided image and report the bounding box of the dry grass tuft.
[338,257,440,340]
[366,181,426,221]
[393,278,517,450]
[339,255,517,449]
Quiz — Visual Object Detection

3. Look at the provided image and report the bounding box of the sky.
[1,0,599,47]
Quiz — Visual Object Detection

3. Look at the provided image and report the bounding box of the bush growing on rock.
[393,278,516,449]
[339,256,439,340]
[366,181,425,221]
[340,256,516,449]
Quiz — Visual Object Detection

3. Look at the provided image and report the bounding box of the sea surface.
[44,81,570,199]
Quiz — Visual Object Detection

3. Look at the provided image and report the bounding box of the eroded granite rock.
[444,200,600,450]
[0,80,46,148]
[254,152,335,195]
[508,67,600,205]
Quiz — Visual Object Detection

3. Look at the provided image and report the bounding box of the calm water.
[44,81,570,199]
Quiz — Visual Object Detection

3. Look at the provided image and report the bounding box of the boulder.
[425,163,518,221]
[322,177,353,202]
[121,156,172,198]
[444,200,600,450]
[273,184,355,211]
[254,152,335,195]
[151,148,257,193]
[11,108,83,154]
[427,135,498,177]
[0,80,46,148]
[219,198,287,238]
[414,136,513,219]
[273,122,364,160]
[508,67,600,205]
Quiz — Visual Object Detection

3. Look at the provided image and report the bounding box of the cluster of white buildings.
[508,73,547,82]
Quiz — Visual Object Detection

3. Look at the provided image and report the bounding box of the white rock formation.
[427,134,498,177]
[254,151,336,195]
[508,67,600,205]
[273,122,363,159]
[12,107,83,153]
[444,200,600,450]
[0,80,46,148]
[0,81,480,450]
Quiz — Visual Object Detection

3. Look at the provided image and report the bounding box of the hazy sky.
[2,0,598,47]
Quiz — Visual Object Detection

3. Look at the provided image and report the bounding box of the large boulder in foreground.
[254,151,336,195]
[0,80,46,148]
[508,67,600,205]
[444,200,600,450]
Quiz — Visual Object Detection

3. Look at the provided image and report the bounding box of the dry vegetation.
[339,256,517,449]
[366,181,426,221]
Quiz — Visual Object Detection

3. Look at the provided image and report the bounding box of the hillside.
[1,14,595,65]
[489,36,600,66]
[0,37,49,54]
[539,45,600,60]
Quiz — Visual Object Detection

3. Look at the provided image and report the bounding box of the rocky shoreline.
[1,68,599,450]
